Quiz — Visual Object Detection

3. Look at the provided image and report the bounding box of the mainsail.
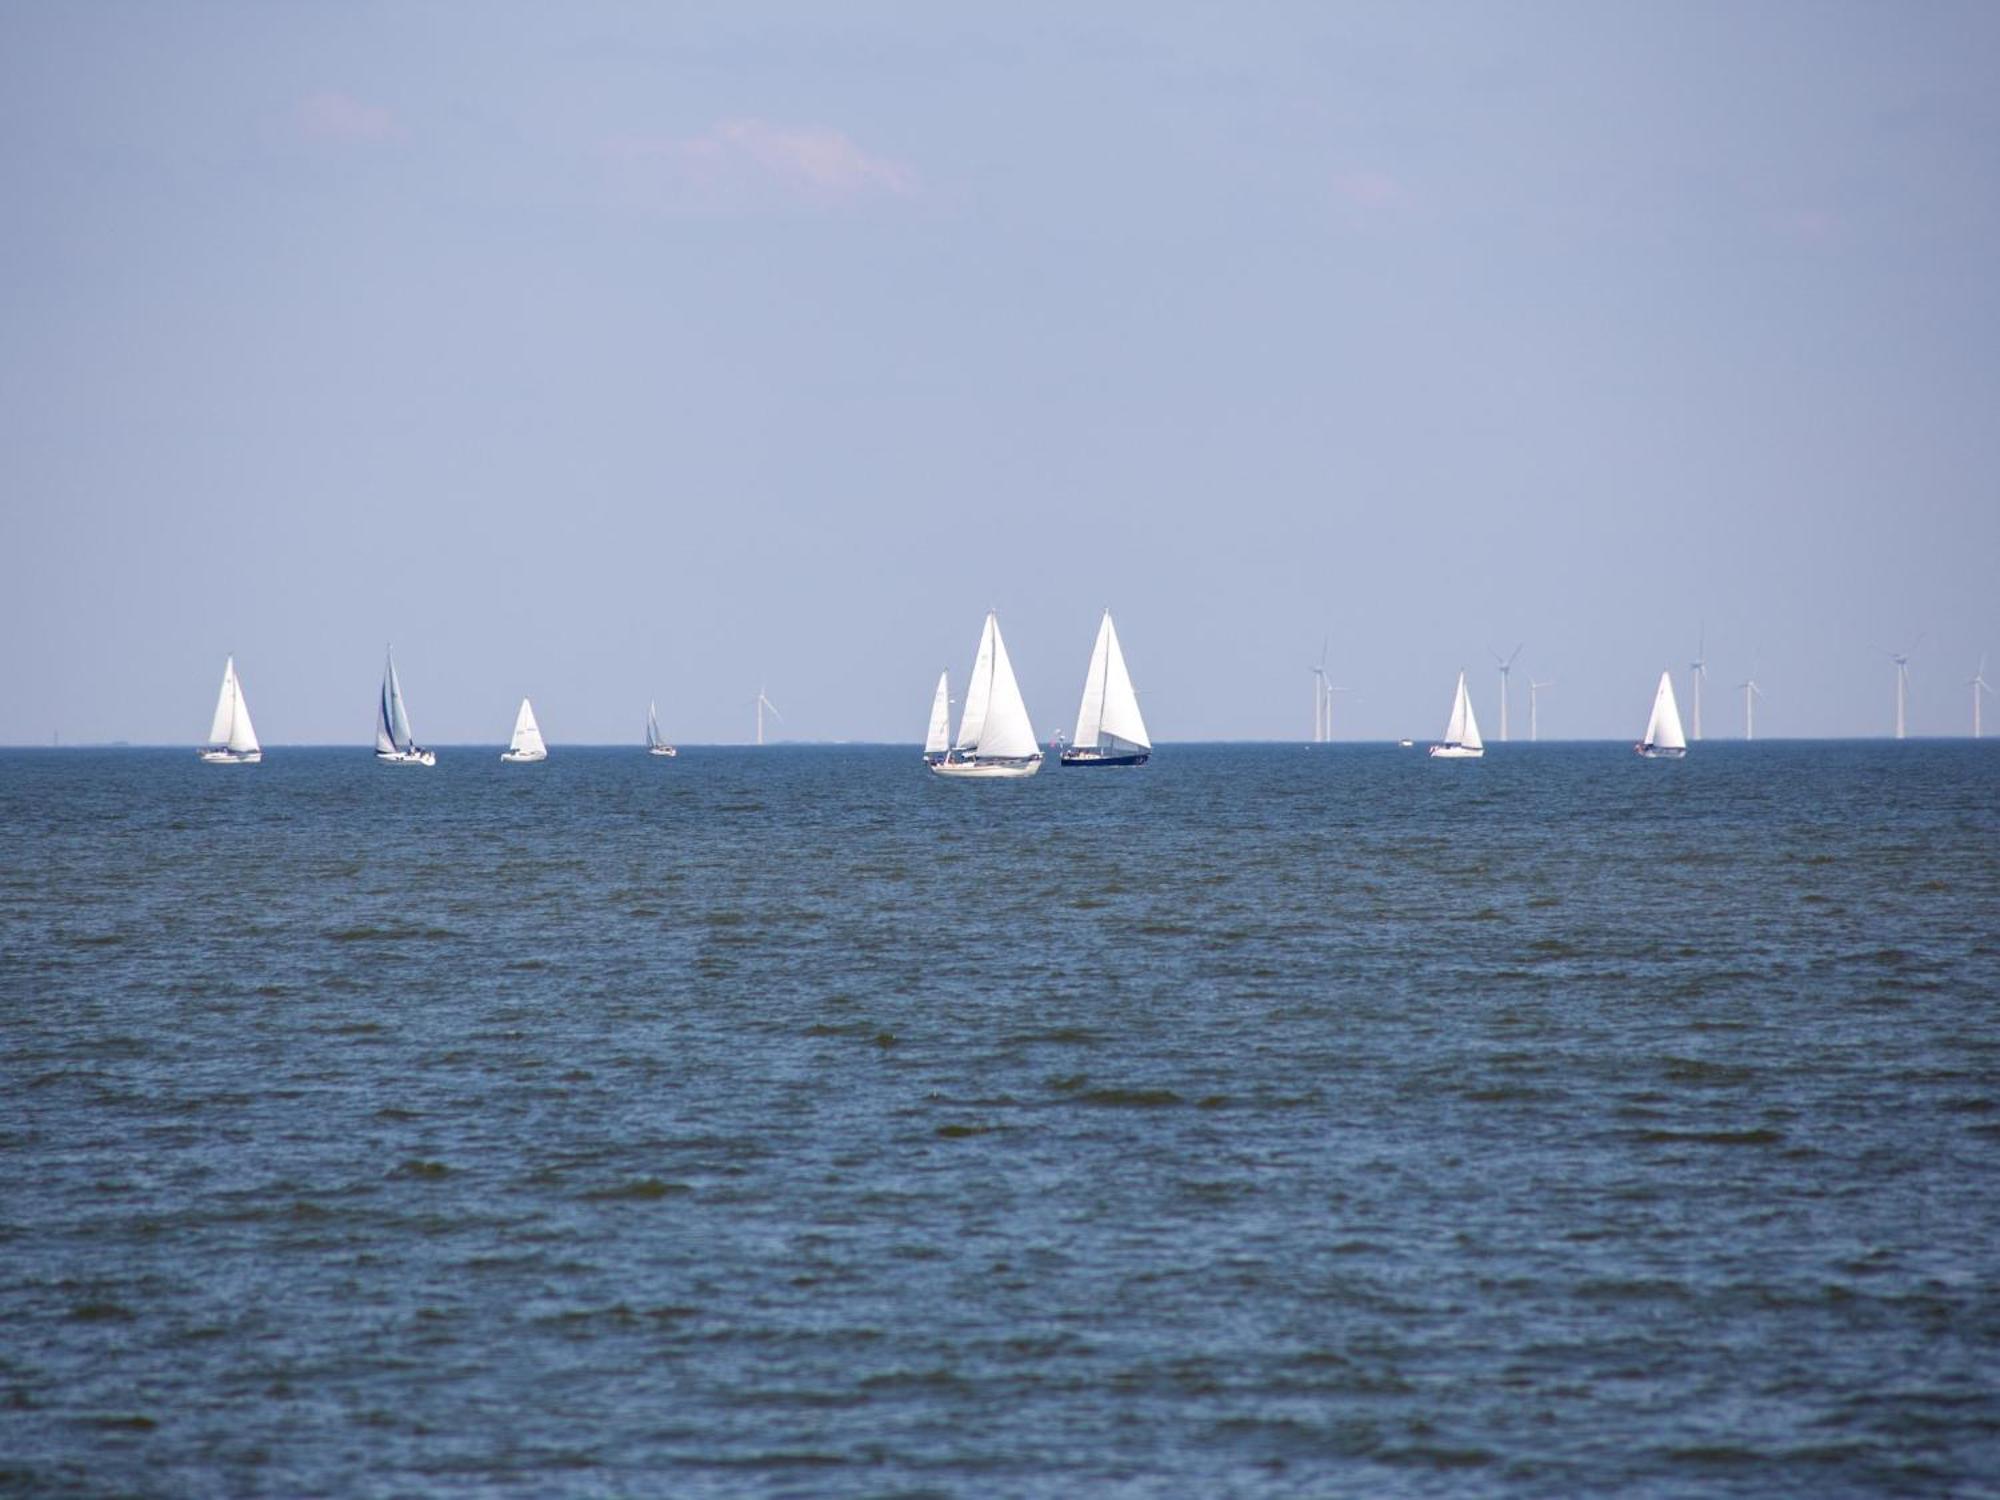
[1644,671,1687,751]
[378,650,415,754]
[647,701,664,749]
[924,672,951,756]
[1071,611,1150,753]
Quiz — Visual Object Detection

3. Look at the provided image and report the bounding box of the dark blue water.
[3,743,1996,1496]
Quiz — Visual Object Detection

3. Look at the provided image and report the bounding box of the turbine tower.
[1311,639,1329,744]
[1528,680,1553,743]
[1492,644,1523,742]
[1739,679,1763,741]
[1689,625,1707,741]
[1971,656,1992,740]
[1885,634,1924,740]
[755,686,783,746]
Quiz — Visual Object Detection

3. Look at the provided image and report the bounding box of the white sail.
[1443,670,1483,749]
[378,650,415,754]
[202,657,261,755]
[976,615,1038,759]
[1644,670,1687,751]
[509,698,546,758]
[1071,611,1153,752]
[924,672,951,755]
[208,658,238,747]
[225,665,259,753]
[954,615,997,752]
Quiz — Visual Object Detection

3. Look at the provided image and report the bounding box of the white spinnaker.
[226,667,260,753]
[1096,613,1150,751]
[1645,671,1687,750]
[208,659,238,746]
[975,615,1039,759]
[511,698,546,756]
[955,614,997,752]
[925,672,951,755]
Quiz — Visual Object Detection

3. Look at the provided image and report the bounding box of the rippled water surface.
[3,742,1997,1496]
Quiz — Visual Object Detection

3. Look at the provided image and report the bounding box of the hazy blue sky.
[4,3,1995,743]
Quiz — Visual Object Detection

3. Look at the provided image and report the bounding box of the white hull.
[500,749,547,763]
[649,745,677,757]
[1427,743,1483,759]
[376,748,437,767]
[1637,744,1687,759]
[930,755,1043,779]
[198,748,262,764]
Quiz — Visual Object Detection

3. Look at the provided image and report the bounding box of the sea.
[3,742,1996,1498]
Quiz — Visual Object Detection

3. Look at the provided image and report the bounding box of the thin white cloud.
[605,118,917,212]
[296,91,398,145]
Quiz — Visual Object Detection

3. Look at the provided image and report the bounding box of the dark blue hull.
[1060,750,1150,767]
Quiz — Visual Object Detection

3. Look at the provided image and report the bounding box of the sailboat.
[198,656,262,763]
[1428,670,1485,759]
[1636,670,1688,758]
[931,612,1043,778]
[1061,610,1151,767]
[501,698,548,762]
[646,701,677,757]
[923,671,951,765]
[375,647,436,765]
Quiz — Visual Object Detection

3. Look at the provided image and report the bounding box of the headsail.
[647,701,663,749]
[225,664,259,754]
[1644,671,1687,751]
[924,672,951,756]
[974,615,1038,759]
[510,698,546,758]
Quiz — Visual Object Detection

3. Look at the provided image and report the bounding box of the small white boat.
[922,671,951,765]
[375,648,436,766]
[501,698,548,762]
[931,612,1042,778]
[646,701,677,757]
[198,656,262,764]
[1428,671,1485,759]
[1061,610,1151,767]
[1637,670,1688,758]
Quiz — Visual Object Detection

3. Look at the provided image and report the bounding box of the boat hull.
[930,756,1042,779]
[376,749,437,767]
[1059,749,1150,767]
[1637,744,1687,759]
[198,749,261,764]
[1427,744,1484,759]
[648,746,677,757]
[500,750,548,763]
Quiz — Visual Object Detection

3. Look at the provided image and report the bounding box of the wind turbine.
[1884,634,1924,739]
[1492,643,1523,742]
[1311,639,1330,744]
[1739,678,1764,741]
[1970,655,1992,739]
[1689,625,1707,741]
[1528,679,1553,742]
[755,686,783,746]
